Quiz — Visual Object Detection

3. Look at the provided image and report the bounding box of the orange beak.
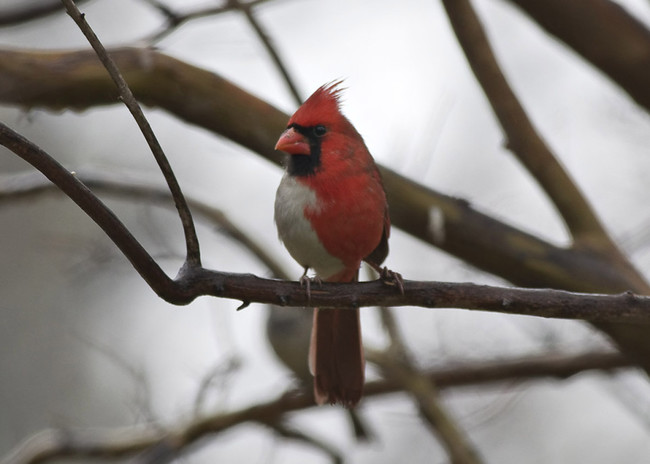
[275,127,310,155]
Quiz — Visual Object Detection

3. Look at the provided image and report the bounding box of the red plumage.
[274,82,390,407]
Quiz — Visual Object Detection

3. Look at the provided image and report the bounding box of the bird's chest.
[274,175,346,278]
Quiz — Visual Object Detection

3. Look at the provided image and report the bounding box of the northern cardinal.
[274,82,391,407]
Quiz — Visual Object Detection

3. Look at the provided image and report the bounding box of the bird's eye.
[313,125,327,137]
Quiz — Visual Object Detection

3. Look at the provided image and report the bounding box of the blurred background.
[2,0,650,462]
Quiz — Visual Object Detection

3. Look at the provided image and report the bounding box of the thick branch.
[1,350,630,464]
[441,0,615,251]
[507,0,650,113]
[0,0,88,26]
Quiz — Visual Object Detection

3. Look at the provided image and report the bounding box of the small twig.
[232,0,302,105]
[139,0,280,44]
[60,0,202,267]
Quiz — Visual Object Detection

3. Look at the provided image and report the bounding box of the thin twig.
[60,0,202,267]
[233,0,302,105]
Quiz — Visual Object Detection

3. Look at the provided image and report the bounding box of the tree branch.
[375,306,483,463]
[506,0,650,114]
[0,0,88,27]
[0,170,290,280]
[1,350,630,464]
[60,0,201,267]
[440,0,616,252]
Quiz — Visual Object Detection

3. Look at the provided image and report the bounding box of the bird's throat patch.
[286,124,322,177]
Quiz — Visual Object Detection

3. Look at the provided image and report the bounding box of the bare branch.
[0,170,290,280]
[0,121,176,296]
[375,306,483,462]
[60,0,201,267]
[507,0,650,113]
[440,0,621,254]
[232,0,303,105]
[2,350,630,464]
[0,0,87,27]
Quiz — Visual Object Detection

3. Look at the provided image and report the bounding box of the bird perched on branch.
[274,82,395,407]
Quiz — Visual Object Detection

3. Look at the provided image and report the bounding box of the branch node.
[236,300,250,311]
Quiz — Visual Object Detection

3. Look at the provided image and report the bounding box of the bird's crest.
[289,81,346,128]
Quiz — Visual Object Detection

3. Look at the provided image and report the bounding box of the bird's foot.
[299,273,322,304]
[377,266,405,295]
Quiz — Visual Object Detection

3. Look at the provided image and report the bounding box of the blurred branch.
[0,170,290,280]
[233,0,302,104]
[375,308,483,463]
[139,0,277,43]
[441,0,650,370]
[440,0,622,254]
[263,422,343,464]
[506,0,650,113]
[0,0,87,27]
[61,0,202,267]
[1,349,630,464]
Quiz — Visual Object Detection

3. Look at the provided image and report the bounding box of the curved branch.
[0,121,177,297]
[61,0,201,267]
[1,350,631,464]
[506,0,650,113]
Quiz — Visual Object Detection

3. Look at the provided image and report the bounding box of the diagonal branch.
[441,0,616,252]
[0,170,290,280]
[232,0,303,105]
[374,308,483,463]
[0,122,176,297]
[506,0,650,113]
[60,0,201,267]
[0,46,641,293]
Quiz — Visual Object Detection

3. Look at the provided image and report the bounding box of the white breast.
[274,174,345,279]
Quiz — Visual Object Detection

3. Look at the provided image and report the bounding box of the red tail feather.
[310,307,364,407]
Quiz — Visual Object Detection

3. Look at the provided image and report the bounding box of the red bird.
[274,82,391,407]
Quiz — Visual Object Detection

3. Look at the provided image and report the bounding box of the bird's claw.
[378,267,404,295]
[299,273,322,304]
